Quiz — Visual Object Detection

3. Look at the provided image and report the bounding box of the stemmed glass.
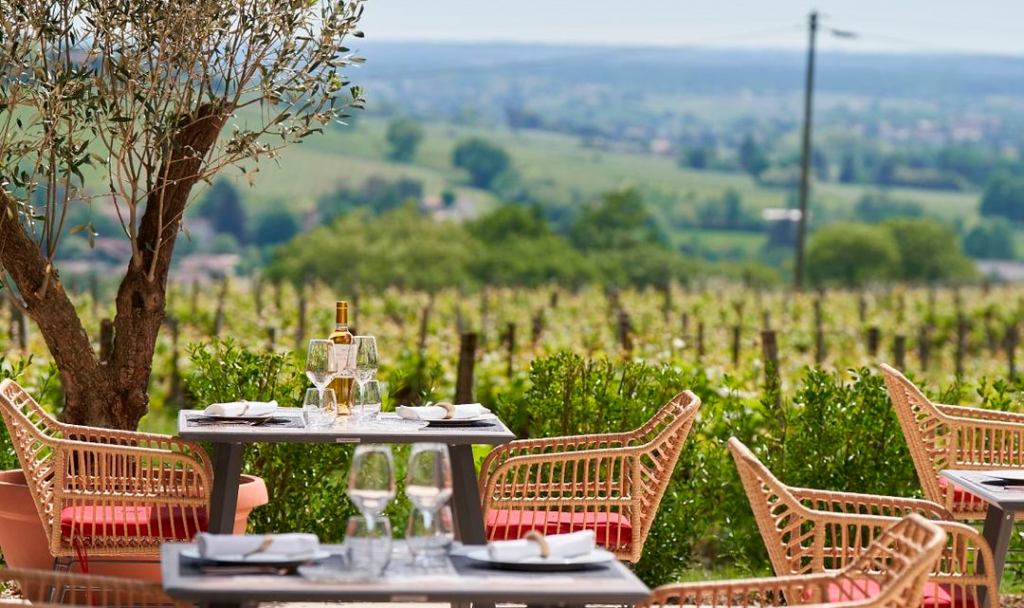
[305,339,338,401]
[348,445,396,532]
[405,443,452,564]
[353,336,379,419]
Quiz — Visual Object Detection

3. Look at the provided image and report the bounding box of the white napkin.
[203,400,278,417]
[486,530,595,562]
[197,533,319,559]
[396,403,490,421]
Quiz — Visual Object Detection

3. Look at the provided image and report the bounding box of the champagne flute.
[404,443,452,564]
[306,339,338,400]
[348,445,396,532]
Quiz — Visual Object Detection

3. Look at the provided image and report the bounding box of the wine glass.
[348,445,395,531]
[345,515,392,577]
[305,339,338,400]
[303,387,337,429]
[404,443,452,564]
[355,379,383,420]
[353,336,378,404]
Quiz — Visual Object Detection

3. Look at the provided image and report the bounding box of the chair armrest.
[936,403,1024,425]
[56,440,212,503]
[642,573,836,608]
[787,487,954,521]
[481,444,641,505]
[930,521,998,601]
[56,423,213,479]
[479,435,632,495]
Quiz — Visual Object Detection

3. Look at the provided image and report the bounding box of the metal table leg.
[979,504,1015,608]
[448,444,486,545]
[208,442,246,534]
[448,444,493,608]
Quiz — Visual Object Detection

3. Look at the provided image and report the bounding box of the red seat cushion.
[60,505,208,542]
[937,476,985,506]
[824,578,975,608]
[485,509,633,546]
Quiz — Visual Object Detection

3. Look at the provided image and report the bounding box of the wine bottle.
[329,301,355,416]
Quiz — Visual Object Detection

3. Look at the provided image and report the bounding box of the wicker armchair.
[640,514,945,608]
[882,363,1024,519]
[729,438,997,608]
[0,380,212,567]
[478,390,701,562]
[0,567,187,607]
[1,566,187,606]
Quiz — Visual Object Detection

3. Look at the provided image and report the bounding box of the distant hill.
[356,41,1024,98]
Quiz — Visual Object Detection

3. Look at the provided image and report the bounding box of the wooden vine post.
[1006,323,1018,381]
[455,332,478,404]
[761,330,781,408]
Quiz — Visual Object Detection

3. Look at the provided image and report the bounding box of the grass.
[676,228,767,257]
[73,110,984,249]
[239,116,981,228]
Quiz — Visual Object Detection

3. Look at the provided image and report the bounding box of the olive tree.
[0,0,366,428]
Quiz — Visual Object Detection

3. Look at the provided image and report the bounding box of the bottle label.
[334,343,354,377]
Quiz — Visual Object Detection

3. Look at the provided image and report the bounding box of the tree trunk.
[0,104,225,429]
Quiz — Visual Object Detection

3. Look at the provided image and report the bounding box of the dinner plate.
[988,471,1024,481]
[464,547,614,571]
[181,547,332,565]
[194,412,276,423]
[426,416,493,427]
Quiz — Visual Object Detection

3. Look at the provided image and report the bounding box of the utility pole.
[794,10,818,290]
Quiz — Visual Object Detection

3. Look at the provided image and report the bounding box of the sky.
[359,1,1024,56]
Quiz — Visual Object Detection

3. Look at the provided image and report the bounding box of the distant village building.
[976,260,1024,283]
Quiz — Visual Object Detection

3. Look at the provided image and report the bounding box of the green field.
[224,116,982,257]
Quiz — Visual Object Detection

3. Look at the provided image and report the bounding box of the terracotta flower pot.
[0,469,268,581]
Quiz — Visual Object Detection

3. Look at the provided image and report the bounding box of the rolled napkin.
[203,400,278,417]
[486,530,595,562]
[396,402,490,421]
[197,533,319,559]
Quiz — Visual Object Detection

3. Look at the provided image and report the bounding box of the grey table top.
[160,542,651,605]
[177,410,516,445]
[940,470,1024,510]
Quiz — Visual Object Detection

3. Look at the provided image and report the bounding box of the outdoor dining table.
[940,469,1024,599]
[177,410,516,544]
[160,542,651,608]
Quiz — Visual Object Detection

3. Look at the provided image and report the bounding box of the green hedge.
[491,355,921,585]
[0,343,1007,584]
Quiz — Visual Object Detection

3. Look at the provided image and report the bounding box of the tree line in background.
[258,174,978,290]
[110,115,1017,291]
[678,134,1024,194]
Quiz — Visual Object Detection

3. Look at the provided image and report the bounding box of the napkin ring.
[436,401,457,420]
[243,535,274,558]
[524,530,551,558]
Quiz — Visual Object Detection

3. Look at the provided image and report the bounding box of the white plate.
[465,547,615,571]
[425,416,493,427]
[195,412,275,423]
[181,547,331,565]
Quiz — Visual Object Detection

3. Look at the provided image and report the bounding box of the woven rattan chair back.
[0,566,188,607]
[479,390,701,562]
[729,437,998,608]
[881,362,1024,518]
[640,514,945,608]
[0,379,212,559]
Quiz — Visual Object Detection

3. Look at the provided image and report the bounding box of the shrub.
[186,340,359,540]
[494,353,926,585]
[807,222,900,287]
